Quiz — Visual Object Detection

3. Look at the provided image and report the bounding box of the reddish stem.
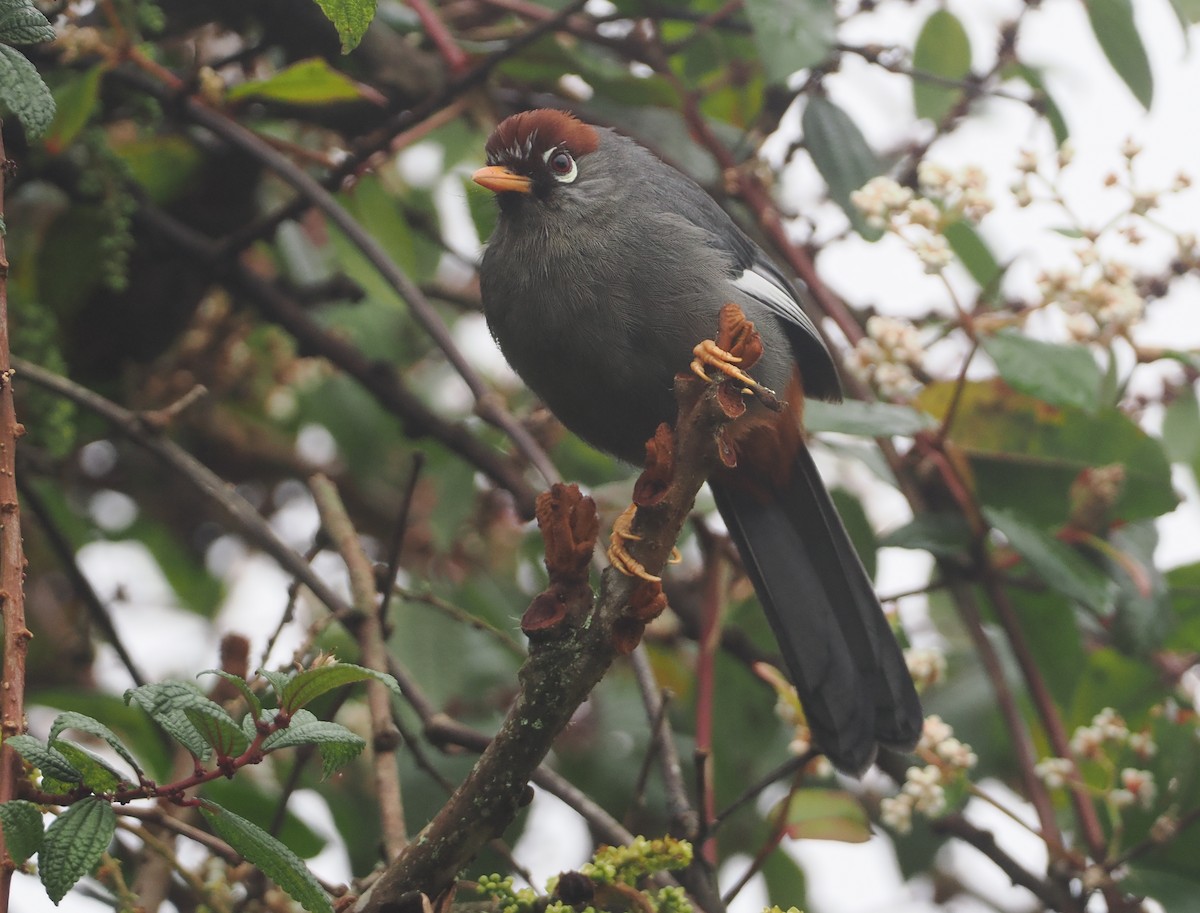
[408,0,470,74]
[0,126,30,913]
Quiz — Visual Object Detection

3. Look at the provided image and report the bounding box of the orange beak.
[472,165,533,194]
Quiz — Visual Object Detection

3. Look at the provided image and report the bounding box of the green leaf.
[912,10,972,122]
[802,95,884,240]
[0,1,55,44]
[1006,588,1085,706]
[0,43,56,137]
[831,488,877,579]
[49,711,144,779]
[227,58,365,105]
[984,507,1111,613]
[112,134,205,205]
[4,734,83,783]
[261,712,366,778]
[312,0,376,53]
[279,663,401,715]
[944,219,1002,293]
[1165,561,1200,651]
[0,800,45,863]
[200,670,264,719]
[1107,521,1171,655]
[43,64,104,154]
[1085,0,1153,109]
[1068,647,1159,726]
[1168,0,1200,32]
[880,513,972,558]
[805,399,935,437]
[1008,64,1069,145]
[980,331,1103,412]
[743,0,835,83]
[51,743,125,794]
[40,798,115,904]
[200,803,333,913]
[916,381,1177,526]
[183,702,251,758]
[125,681,228,761]
[772,789,872,843]
[1163,385,1200,490]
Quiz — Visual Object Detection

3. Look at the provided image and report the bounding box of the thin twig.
[13,358,353,619]
[310,473,408,856]
[0,124,28,913]
[115,69,562,487]
[17,476,147,687]
[630,646,696,837]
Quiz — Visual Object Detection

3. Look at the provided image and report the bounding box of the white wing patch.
[733,267,822,342]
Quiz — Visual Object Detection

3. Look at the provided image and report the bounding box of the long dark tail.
[711,442,922,774]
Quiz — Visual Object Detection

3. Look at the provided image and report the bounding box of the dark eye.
[542,147,579,184]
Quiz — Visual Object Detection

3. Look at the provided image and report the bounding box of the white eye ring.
[543,147,578,183]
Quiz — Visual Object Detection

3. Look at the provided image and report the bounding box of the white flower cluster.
[904,647,947,691]
[1113,767,1157,810]
[1037,708,1159,812]
[917,162,994,222]
[1038,264,1146,340]
[880,715,977,834]
[847,315,925,399]
[1068,707,1154,759]
[1035,756,1075,788]
[850,176,915,230]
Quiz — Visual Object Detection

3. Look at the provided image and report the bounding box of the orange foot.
[691,339,777,401]
[607,505,684,582]
[607,504,659,582]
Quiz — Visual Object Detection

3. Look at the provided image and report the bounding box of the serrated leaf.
[183,702,250,758]
[312,0,376,53]
[803,95,884,240]
[0,43,56,137]
[200,803,333,913]
[200,670,264,718]
[52,743,124,794]
[262,716,366,778]
[743,0,836,83]
[279,663,401,715]
[4,735,83,783]
[227,57,364,105]
[261,669,293,700]
[1085,0,1153,109]
[981,331,1103,412]
[984,507,1111,613]
[944,220,1002,292]
[0,3,55,44]
[40,798,115,904]
[805,399,935,437]
[125,681,224,761]
[772,789,872,843]
[0,800,45,863]
[912,10,972,122]
[49,711,144,779]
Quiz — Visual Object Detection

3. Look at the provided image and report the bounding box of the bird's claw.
[691,339,777,401]
[607,504,661,582]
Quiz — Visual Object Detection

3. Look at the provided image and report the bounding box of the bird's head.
[473,110,602,210]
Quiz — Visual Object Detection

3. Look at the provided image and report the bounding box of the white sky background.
[16,0,1200,910]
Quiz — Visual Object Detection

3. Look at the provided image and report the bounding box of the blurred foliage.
[1,0,1198,911]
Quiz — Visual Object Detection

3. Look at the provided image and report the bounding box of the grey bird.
[473,109,922,774]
